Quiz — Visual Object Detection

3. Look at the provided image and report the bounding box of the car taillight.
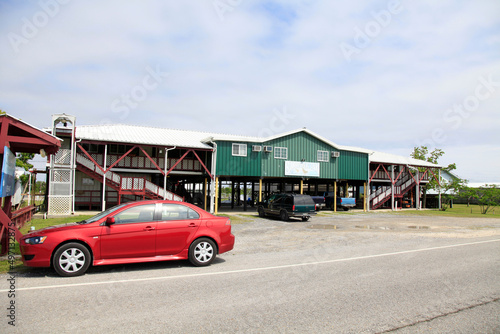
[293,205,295,211]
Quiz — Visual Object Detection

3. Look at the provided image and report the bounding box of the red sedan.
[20,200,235,277]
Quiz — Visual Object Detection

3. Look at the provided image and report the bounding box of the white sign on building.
[285,161,320,177]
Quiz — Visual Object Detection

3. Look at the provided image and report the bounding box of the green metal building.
[206,128,371,211]
[212,128,368,180]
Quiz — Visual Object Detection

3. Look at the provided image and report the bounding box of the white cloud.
[0,0,499,183]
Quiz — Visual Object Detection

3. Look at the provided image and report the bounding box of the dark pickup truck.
[311,192,356,211]
[258,193,316,221]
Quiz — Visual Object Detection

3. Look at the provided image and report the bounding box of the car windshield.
[77,203,130,224]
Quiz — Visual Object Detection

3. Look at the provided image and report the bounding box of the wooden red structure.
[368,162,440,210]
[0,114,61,255]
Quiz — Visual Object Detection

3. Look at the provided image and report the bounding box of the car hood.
[25,222,82,236]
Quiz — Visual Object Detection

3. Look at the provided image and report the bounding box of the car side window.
[273,196,283,204]
[113,204,156,224]
[161,204,200,221]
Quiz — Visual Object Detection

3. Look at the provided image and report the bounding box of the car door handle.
[188,223,197,227]
[143,226,155,231]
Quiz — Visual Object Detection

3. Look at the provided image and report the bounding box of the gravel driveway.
[228,211,500,255]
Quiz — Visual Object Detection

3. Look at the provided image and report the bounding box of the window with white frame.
[232,143,247,157]
[82,143,100,153]
[317,150,329,162]
[274,147,288,159]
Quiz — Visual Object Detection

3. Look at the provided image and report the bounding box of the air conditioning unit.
[252,145,262,152]
[264,146,273,153]
[331,151,340,158]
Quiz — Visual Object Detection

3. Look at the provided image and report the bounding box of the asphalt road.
[1,213,499,333]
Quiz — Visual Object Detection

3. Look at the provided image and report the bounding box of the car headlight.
[24,236,47,245]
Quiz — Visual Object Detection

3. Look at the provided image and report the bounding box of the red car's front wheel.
[53,243,91,277]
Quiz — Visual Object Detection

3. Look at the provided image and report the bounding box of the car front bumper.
[20,244,52,267]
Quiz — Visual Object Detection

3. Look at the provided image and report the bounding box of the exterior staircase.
[76,153,183,202]
[370,174,416,210]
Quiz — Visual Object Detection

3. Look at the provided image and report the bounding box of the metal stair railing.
[76,153,183,202]
[371,186,392,207]
[145,181,183,201]
[370,173,416,208]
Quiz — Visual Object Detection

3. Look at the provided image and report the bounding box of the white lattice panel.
[54,149,72,165]
[133,179,144,189]
[53,170,71,183]
[90,154,102,165]
[48,196,72,215]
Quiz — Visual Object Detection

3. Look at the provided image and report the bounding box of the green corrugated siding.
[337,150,368,181]
[215,141,261,177]
[262,132,339,178]
[215,131,368,181]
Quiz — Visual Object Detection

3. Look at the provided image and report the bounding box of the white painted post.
[209,142,217,214]
[28,172,32,206]
[391,165,395,211]
[438,169,442,210]
[102,145,107,211]
[416,170,420,210]
[164,148,168,199]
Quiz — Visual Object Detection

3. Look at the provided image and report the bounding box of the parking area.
[229,211,500,256]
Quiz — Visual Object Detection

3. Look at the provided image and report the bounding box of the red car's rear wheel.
[189,238,216,266]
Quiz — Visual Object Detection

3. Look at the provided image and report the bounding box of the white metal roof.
[201,133,264,143]
[75,125,214,149]
[369,151,442,168]
[75,124,264,150]
[73,124,441,168]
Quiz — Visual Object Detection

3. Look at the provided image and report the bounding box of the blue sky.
[1,0,499,183]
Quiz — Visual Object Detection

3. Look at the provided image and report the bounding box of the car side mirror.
[105,217,116,226]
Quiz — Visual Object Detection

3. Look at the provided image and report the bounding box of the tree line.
[412,146,499,214]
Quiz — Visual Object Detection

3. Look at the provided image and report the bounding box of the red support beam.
[408,168,418,184]
[369,164,382,183]
[381,165,393,184]
[0,119,9,154]
[0,115,60,155]
[191,150,213,180]
[77,143,106,174]
[105,145,139,172]
[419,169,429,182]
[167,150,191,176]
[0,198,23,255]
[139,146,165,176]
[394,166,405,184]
[428,168,440,185]
[6,135,54,146]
